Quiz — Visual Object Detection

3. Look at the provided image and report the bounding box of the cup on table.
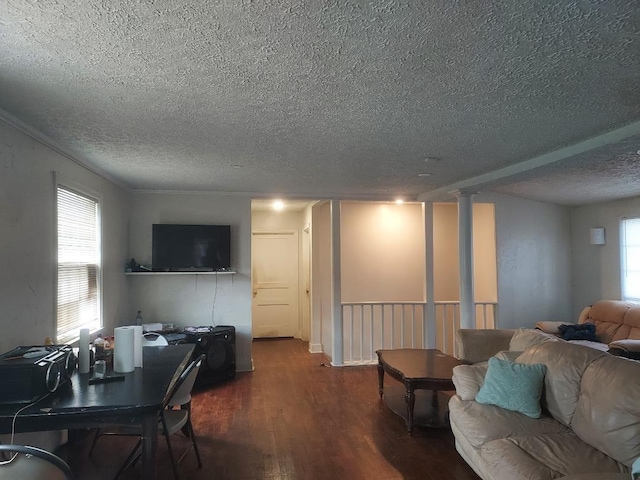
[94,360,106,378]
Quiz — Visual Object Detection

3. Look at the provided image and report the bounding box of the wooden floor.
[63,338,480,480]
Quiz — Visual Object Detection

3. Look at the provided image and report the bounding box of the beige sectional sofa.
[455,299,640,365]
[449,333,640,479]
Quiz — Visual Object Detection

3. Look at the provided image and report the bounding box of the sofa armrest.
[452,363,488,400]
[534,321,567,335]
[455,329,515,364]
[608,339,640,360]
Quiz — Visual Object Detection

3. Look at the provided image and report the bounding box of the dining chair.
[90,354,205,480]
[0,444,73,480]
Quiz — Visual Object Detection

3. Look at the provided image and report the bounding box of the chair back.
[0,444,73,480]
[142,332,169,347]
[165,354,205,408]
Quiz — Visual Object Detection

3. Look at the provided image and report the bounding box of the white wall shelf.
[125,270,236,276]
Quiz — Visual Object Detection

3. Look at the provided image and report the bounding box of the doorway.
[251,199,317,342]
[251,231,299,338]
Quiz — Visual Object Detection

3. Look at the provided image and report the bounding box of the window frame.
[620,216,640,304]
[54,174,103,344]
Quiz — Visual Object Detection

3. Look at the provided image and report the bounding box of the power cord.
[0,394,51,465]
[210,273,218,327]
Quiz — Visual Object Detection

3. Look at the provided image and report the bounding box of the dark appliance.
[184,326,236,386]
[163,332,188,345]
[0,345,76,404]
[152,224,231,272]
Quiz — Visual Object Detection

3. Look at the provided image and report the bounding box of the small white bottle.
[135,310,143,326]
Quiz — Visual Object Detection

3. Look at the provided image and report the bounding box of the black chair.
[91,354,205,479]
[0,444,73,480]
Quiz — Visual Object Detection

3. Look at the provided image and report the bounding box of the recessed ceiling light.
[418,173,432,177]
[395,199,404,205]
[273,200,284,211]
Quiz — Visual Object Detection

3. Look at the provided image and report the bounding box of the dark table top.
[0,344,194,433]
[376,349,461,383]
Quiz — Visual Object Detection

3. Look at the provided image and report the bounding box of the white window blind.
[621,217,640,303]
[57,186,101,343]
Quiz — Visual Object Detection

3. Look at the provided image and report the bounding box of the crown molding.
[0,108,130,191]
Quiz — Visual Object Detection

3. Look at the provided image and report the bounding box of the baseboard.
[308,343,323,353]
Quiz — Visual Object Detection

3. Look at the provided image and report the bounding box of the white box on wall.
[590,228,606,245]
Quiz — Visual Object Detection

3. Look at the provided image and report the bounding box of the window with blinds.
[57,186,101,343]
[621,217,640,303]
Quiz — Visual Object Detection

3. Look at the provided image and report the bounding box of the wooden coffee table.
[376,349,461,433]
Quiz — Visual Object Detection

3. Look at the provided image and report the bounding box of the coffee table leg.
[377,361,385,399]
[405,385,415,434]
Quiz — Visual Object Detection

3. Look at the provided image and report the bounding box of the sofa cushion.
[480,432,628,480]
[582,300,631,344]
[476,357,546,418]
[517,342,607,426]
[620,307,640,340]
[508,328,557,351]
[448,395,569,449]
[494,350,522,362]
[572,354,640,467]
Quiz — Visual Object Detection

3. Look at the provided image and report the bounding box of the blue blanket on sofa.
[558,323,597,341]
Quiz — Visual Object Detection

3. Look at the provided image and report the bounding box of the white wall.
[127,192,253,371]
[473,203,498,303]
[433,203,459,301]
[432,203,497,303]
[0,119,130,448]
[0,120,130,351]
[340,202,425,302]
[570,195,640,317]
[478,192,573,327]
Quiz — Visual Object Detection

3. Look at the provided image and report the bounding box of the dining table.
[0,343,194,479]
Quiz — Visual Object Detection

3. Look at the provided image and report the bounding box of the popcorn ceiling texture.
[0,0,639,200]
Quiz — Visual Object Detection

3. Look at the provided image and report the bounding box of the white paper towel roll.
[132,325,143,368]
[114,326,135,373]
[79,328,90,374]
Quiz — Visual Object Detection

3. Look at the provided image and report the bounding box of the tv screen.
[152,224,231,271]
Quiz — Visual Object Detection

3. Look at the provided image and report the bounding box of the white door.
[252,231,299,338]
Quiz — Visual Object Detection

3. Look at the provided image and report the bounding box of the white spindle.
[341,301,496,365]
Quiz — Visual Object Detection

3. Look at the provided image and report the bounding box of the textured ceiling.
[493,135,640,206]
[1,1,640,203]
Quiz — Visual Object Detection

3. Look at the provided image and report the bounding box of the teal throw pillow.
[475,357,546,418]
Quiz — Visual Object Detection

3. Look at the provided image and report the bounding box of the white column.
[330,200,343,366]
[424,202,436,348]
[456,191,476,329]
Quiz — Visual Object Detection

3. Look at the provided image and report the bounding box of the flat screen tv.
[152,224,231,272]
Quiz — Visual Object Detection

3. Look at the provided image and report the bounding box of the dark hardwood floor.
[63,338,480,480]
